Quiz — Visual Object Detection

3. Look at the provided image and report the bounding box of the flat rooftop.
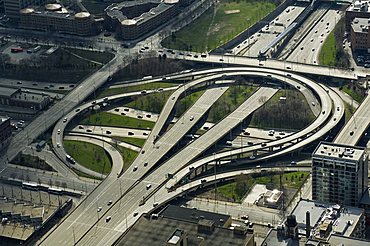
[116,214,251,246]
[313,142,366,162]
[348,0,370,12]
[291,199,364,239]
[328,234,370,246]
[261,229,306,246]
[0,87,19,97]
[351,17,369,33]
[160,204,230,227]
[105,0,176,26]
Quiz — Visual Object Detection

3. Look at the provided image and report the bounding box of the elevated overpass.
[165,52,364,79]
[334,94,370,146]
[41,67,343,246]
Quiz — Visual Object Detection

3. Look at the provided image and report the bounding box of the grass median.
[64,140,112,175]
[162,0,277,52]
[81,112,155,129]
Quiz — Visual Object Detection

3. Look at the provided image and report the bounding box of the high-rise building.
[312,142,368,207]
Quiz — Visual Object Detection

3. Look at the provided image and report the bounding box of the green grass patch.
[162,0,277,52]
[318,18,349,68]
[64,140,112,175]
[207,85,257,122]
[340,85,365,103]
[72,168,103,180]
[175,89,206,117]
[81,112,155,129]
[125,91,173,114]
[112,136,146,148]
[97,82,179,98]
[13,154,55,172]
[344,101,355,123]
[116,146,139,171]
[216,172,309,202]
[319,30,336,66]
[249,89,315,130]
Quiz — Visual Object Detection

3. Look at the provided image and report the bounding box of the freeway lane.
[0,54,121,171]
[334,93,370,146]
[165,52,363,79]
[41,67,332,245]
[40,83,229,245]
[75,87,278,246]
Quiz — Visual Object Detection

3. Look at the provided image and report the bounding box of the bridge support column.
[253,150,257,156]
[269,147,273,152]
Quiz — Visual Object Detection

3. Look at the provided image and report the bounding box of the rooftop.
[313,142,366,162]
[116,213,252,246]
[20,2,91,20]
[0,87,20,97]
[351,17,370,33]
[328,234,370,246]
[105,0,177,26]
[348,0,370,12]
[261,229,306,246]
[291,199,364,239]
[161,204,230,227]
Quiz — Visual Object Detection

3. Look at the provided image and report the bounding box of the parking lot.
[1,42,46,64]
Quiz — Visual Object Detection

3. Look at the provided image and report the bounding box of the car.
[133,166,138,172]
[157,88,163,92]
[32,83,38,86]
[194,55,199,58]
[337,106,340,111]
[57,129,61,134]
[312,101,315,106]
[63,117,67,123]
[146,114,151,118]
[86,129,92,133]
[114,108,119,112]
[286,66,291,69]
[315,30,318,33]
[143,132,149,136]
[137,115,143,119]
[241,215,249,220]
[290,161,297,165]
[301,47,304,50]
[133,212,139,217]
[79,125,84,129]
[249,156,256,160]
[141,90,147,94]
[107,200,112,206]
[350,131,354,136]
[106,130,111,134]
[97,207,102,212]
[91,101,96,105]
[312,48,315,52]
[146,184,152,190]
[189,116,194,121]
[144,162,148,167]
[124,108,129,112]
[17,81,22,84]
[75,108,80,112]
[106,216,111,222]
[57,143,61,148]
[103,97,109,101]
[153,202,159,207]
[128,131,134,136]
[321,33,324,37]
[261,143,267,147]
[219,58,224,62]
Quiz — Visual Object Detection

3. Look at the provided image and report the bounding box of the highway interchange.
[0,1,369,245]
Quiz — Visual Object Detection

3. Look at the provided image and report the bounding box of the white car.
[146,184,152,190]
[97,207,102,212]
